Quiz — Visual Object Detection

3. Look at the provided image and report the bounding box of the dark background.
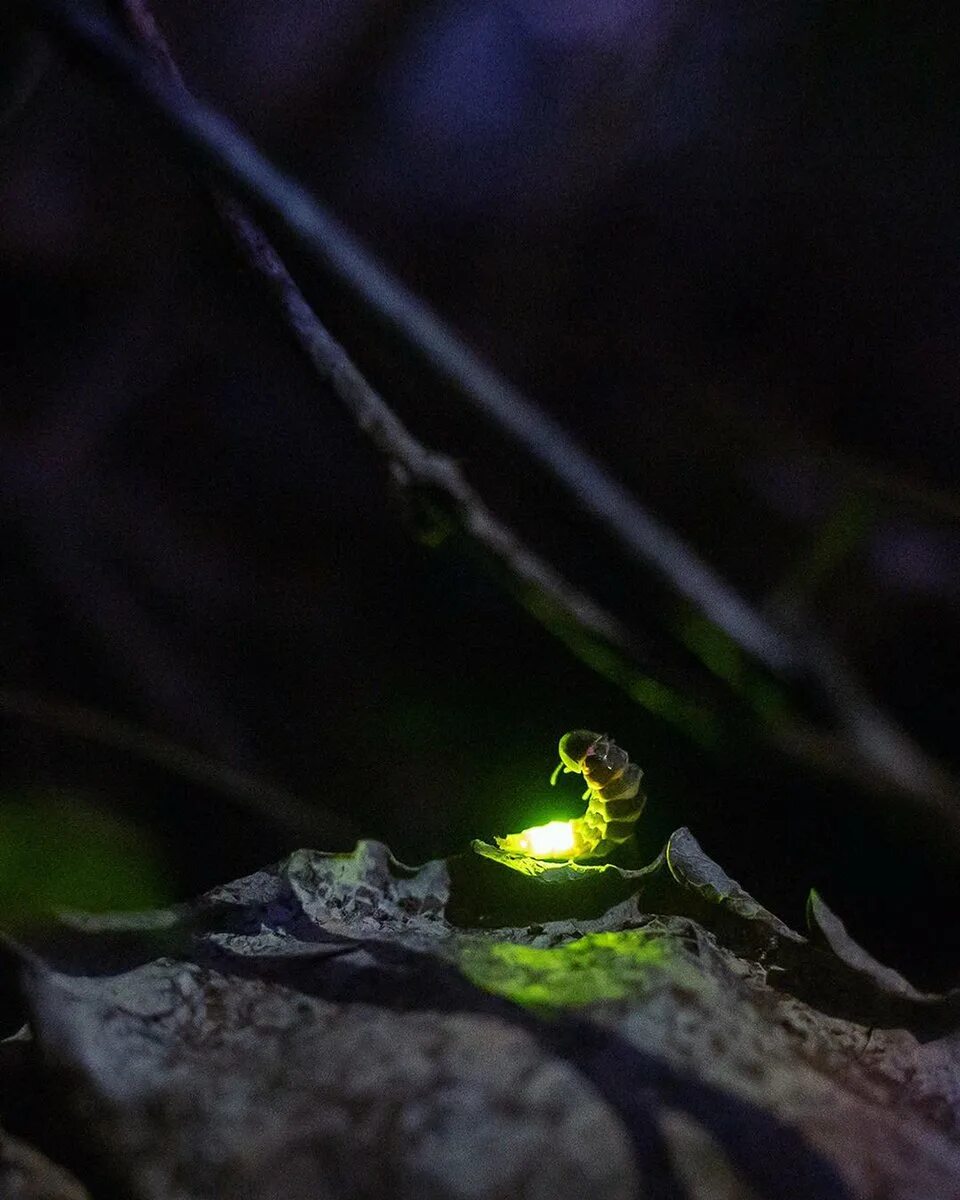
[1,0,959,987]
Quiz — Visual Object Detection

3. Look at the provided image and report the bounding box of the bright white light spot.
[523,820,576,857]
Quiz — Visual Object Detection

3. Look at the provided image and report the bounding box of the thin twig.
[21,0,960,819]
[23,0,797,675]
[0,688,356,843]
[218,202,706,710]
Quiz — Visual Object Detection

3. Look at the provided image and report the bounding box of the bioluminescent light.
[497,819,577,859]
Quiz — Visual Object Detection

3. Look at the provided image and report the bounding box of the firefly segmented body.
[497,730,646,860]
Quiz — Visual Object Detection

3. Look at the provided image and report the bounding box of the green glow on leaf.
[472,838,615,881]
[460,930,668,1009]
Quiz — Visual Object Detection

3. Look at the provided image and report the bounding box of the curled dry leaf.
[3,833,959,1199]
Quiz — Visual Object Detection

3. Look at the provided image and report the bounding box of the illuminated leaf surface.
[459,930,682,1009]
[4,834,960,1200]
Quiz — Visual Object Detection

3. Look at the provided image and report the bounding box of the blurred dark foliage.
[1,0,959,984]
